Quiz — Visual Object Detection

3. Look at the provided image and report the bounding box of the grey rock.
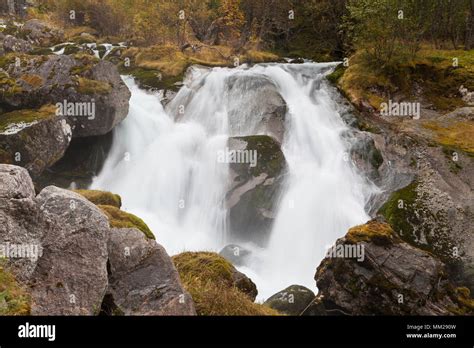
[0,113,72,177]
[29,186,109,315]
[105,227,196,315]
[21,19,64,47]
[264,285,316,315]
[226,135,287,245]
[2,35,32,53]
[0,165,44,281]
[225,73,287,143]
[219,244,251,266]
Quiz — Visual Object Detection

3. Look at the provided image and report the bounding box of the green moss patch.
[98,205,155,240]
[0,262,30,315]
[345,220,399,246]
[0,105,56,133]
[73,189,122,208]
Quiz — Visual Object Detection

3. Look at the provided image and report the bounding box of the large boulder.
[1,53,131,138]
[21,19,64,47]
[29,186,110,315]
[0,106,72,177]
[225,73,287,142]
[264,285,316,315]
[2,35,32,53]
[0,165,45,281]
[315,220,474,315]
[104,227,196,315]
[226,135,287,245]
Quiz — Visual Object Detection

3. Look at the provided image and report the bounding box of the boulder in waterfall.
[225,73,287,143]
[226,135,287,246]
[103,227,196,315]
[0,164,45,281]
[264,285,316,315]
[0,53,130,138]
[34,132,114,190]
[349,131,384,181]
[219,244,251,266]
[29,186,109,315]
[315,220,474,315]
[0,106,72,177]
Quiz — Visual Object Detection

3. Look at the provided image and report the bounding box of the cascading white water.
[92,62,375,300]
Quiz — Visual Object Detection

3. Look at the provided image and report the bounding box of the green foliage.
[98,205,155,240]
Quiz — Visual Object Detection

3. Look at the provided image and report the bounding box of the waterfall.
[92,62,375,300]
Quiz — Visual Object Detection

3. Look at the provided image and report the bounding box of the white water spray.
[92,63,375,299]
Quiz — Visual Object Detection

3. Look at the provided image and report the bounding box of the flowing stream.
[91,62,375,300]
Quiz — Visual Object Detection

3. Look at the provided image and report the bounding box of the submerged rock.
[226,135,287,245]
[264,285,316,315]
[316,220,474,315]
[219,244,251,266]
[105,227,196,315]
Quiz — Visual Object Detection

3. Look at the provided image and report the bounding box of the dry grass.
[345,220,399,246]
[98,205,155,240]
[172,252,280,316]
[0,262,30,315]
[422,120,474,154]
[73,189,122,208]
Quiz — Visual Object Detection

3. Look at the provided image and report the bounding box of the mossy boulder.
[98,204,155,240]
[226,135,287,246]
[0,262,30,315]
[0,105,72,177]
[316,220,474,315]
[264,285,316,316]
[73,189,121,208]
[172,252,276,315]
[0,53,130,138]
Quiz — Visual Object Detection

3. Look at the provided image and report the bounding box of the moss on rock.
[0,262,31,315]
[73,189,122,208]
[98,205,155,240]
[172,252,279,316]
[345,220,400,246]
[0,105,56,133]
[77,77,112,95]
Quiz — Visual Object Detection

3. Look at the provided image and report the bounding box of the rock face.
[105,228,195,315]
[226,135,287,245]
[30,186,110,315]
[2,35,32,53]
[0,107,72,177]
[225,73,287,143]
[0,165,44,280]
[0,164,196,316]
[264,285,316,315]
[1,53,131,138]
[315,220,474,315]
[21,19,64,47]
